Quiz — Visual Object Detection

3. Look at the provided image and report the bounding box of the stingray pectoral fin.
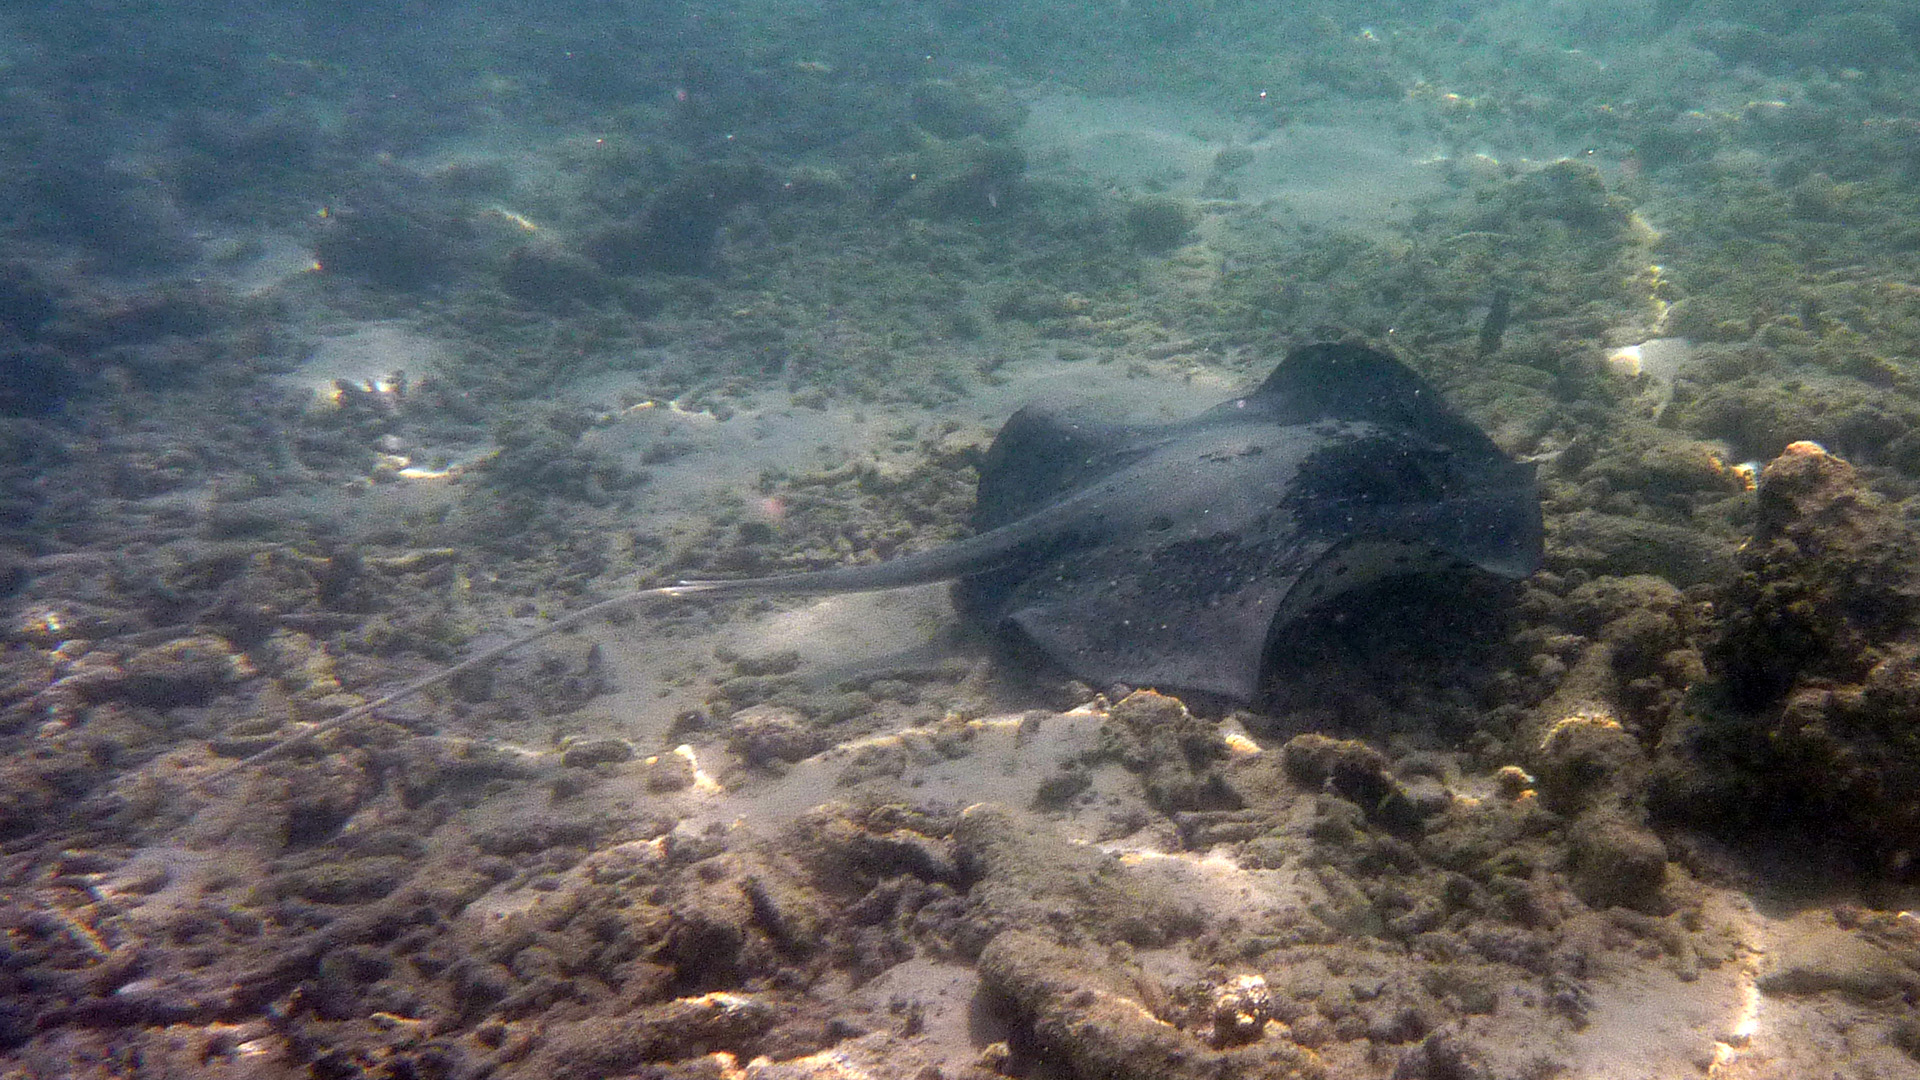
[1006,585,1288,701]
[982,538,1330,702]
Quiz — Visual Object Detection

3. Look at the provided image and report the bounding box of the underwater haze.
[3,0,1920,1077]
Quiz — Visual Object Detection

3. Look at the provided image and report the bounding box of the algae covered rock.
[1484,159,1631,236]
[954,802,1200,949]
[978,930,1326,1080]
[909,79,1026,140]
[1660,442,1920,874]
[876,136,1025,219]
[1125,195,1197,252]
[1567,812,1667,911]
[586,160,775,275]
[500,242,612,311]
[1712,441,1919,708]
[314,202,475,290]
[1098,689,1238,812]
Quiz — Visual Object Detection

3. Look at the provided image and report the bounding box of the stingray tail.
[194,584,689,788]
[199,535,1030,788]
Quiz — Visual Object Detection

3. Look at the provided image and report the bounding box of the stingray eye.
[1147,514,1175,531]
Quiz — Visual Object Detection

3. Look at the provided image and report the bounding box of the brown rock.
[1567,814,1667,911]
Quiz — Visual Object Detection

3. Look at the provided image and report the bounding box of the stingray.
[210,342,1541,779]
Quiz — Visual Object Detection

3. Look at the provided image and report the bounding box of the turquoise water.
[2,2,1918,1077]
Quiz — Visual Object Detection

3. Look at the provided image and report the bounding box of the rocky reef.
[1656,441,1920,875]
